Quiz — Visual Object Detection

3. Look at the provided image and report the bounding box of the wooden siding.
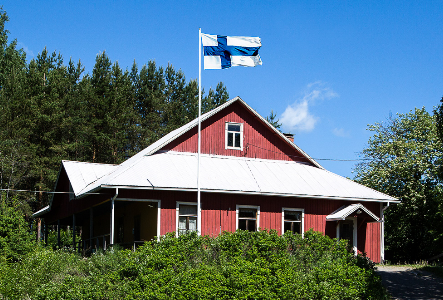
[121,189,382,262]
[162,101,314,165]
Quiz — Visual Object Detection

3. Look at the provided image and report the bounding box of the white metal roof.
[72,151,397,202]
[32,205,50,218]
[62,160,117,195]
[326,203,381,221]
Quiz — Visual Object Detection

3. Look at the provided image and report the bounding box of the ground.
[377,265,443,299]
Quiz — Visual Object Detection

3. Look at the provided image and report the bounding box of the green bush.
[47,227,81,250]
[0,196,36,262]
[0,229,388,299]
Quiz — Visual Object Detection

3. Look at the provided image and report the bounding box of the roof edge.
[90,185,399,203]
[32,205,50,218]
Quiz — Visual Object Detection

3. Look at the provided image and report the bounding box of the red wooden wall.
[120,189,382,262]
[162,101,314,165]
[45,182,382,262]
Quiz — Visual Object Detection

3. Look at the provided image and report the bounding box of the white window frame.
[225,122,244,151]
[281,208,304,237]
[236,205,260,231]
[176,202,199,237]
[336,217,357,255]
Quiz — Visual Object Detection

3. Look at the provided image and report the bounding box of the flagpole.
[197,28,202,235]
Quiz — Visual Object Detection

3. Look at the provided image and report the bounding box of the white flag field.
[201,33,262,69]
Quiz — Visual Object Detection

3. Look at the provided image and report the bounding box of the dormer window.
[225,122,243,150]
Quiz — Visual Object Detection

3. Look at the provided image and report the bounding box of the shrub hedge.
[0,229,388,299]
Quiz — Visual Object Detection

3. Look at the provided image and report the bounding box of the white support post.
[110,198,115,245]
[197,28,202,235]
[90,208,93,248]
[72,214,76,251]
[57,219,61,249]
[380,202,389,263]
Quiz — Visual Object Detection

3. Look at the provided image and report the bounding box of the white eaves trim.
[326,203,380,222]
[32,205,50,218]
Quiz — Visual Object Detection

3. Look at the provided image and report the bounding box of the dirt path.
[377,265,443,299]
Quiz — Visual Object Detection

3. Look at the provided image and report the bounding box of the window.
[282,208,304,236]
[177,202,198,236]
[225,122,243,150]
[236,205,259,231]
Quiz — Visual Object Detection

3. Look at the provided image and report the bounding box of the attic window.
[225,122,243,150]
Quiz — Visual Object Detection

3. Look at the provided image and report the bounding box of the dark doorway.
[340,220,354,246]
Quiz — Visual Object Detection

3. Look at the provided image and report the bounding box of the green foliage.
[354,108,443,262]
[0,230,388,299]
[266,110,282,131]
[46,227,81,250]
[434,96,443,179]
[0,195,36,262]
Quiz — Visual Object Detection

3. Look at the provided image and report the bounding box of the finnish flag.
[201,33,262,69]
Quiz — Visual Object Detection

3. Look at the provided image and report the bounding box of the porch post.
[110,189,118,246]
[44,221,48,245]
[57,219,61,249]
[73,214,76,251]
[110,199,115,245]
[90,208,93,248]
[380,202,386,263]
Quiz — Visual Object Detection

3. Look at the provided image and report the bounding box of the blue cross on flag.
[201,33,262,69]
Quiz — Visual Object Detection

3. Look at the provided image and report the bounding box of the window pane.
[284,221,301,234]
[234,133,241,148]
[239,208,256,218]
[228,124,240,132]
[284,222,292,233]
[239,219,247,230]
[179,217,187,230]
[179,205,197,216]
[189,217,197,231]
[284,211,301,221]
[247,220,256,232]
[227,132,233,147]
[292,222,301,234]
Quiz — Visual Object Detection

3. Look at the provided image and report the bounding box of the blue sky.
[3,1,443,178]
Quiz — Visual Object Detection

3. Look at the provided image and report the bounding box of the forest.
[0,9,229,221]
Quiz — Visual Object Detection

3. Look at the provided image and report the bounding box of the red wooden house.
[34,97,397,262]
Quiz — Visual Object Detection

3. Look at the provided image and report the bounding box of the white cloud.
[332,128,349,137]
[280,81,338,133]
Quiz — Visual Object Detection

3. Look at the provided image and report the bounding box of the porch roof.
[326,203,380,221]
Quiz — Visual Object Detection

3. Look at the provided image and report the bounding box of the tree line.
[0,9,229,216]
[354,100,443,262]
